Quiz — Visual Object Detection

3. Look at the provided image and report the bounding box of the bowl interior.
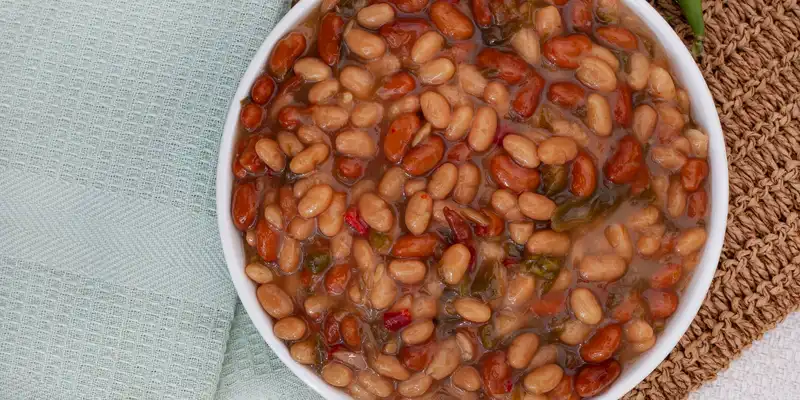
[215,0,729,398]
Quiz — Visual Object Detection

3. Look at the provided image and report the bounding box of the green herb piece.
[521,255,563,280]
[541,164,568,196]
[551,187,627,232]
[305,252,331,274]
[479,324,496,349]
[368,230,391,254]
[471,261,501,298]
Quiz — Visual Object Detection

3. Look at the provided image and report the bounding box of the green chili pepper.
[305,252,331,274]
[368,230,391,254]
[551,187,626,232]
[521,255,563,280]
[471,261,500,298]
[541,164,568,196]
[479,324,496,349]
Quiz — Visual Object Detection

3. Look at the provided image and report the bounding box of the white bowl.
[215,0,729,398]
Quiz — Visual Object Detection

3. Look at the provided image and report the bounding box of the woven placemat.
[624,0,800,398]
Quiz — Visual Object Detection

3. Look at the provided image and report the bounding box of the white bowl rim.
[215,0,729,398]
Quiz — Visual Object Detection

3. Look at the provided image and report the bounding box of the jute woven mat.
[624,0,800,398]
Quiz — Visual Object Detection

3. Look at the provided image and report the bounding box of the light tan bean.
[524,364,564,394]
[437,84,471,107]
[287,217,315,240]
[404,191,433,235]
[278,237,301,273]
[455,330,476,361]
[496,312,524,336]
[331,230,353,260]
[370,264,398,309]
[550,268,572,292]
[388,95,420,119]
[534,6,562,38]
[420,91,451,129]
[294,57,332,82]
[503,134,540,168]
[586,93,612,137]
[671,136,692,155]
[454,297,492,323]
[356,3,395,29]
[439,243,471,285]
[491,189,524,221]
[432,199,460,223]
[577,57,617,92]
[359,192,394,232]
[628,205,661,231]
[526,230,570,256]
[453,162,480,204]
[353,238,377,272]
[484,81,510,116]
[372,354,410,381]
[255,138,286,172]
[479,240,505,261]
[378,166,408,202]
[339,65,375,99]
[551,119,590,147]
[468,106,497,152]
[677,88,691,113]
[322,362,354,387]
[427,163,457,200]
[675,227,707,256]
[297,125,326,145]
[511,27,540,65]
[457,63,487,97]
[445,105,474,141]
[419,58,455,86]
[631,335,656,352]
[318,192,346,237]
[401,319,435,345]
[337,91,355,111]
[652,146,687,171]
[344,22,386,61]
[578,254,627,281]
[290,143,329,174]
[538,136,578,165]
[632,104,657,142]
[685,128,709,158]
[349,383,377,400]
[605,224,633,263]
[293,176,322,199]
[651,175,668,208]
[312,105,349,132]
[245,229,257,246]
[648,65,676,100]
[350,179,376,204]
[518,192,556,220]
[366,52,401,78]
[245,263,275,284]
[412,295,437,320]
[509,221,534,245]
[528,344,558,370]
[297,184,334,218]
[504,273,535,308]
[570,287,603,325]
[450,366,480,391]
[277,131,305,157]
[404,178,427,198]
[627,52,650,91]
[335,129,377,159]
[357,370,394,397]
[262,203,283,230]
[508,333,540,369]
[559,319,593,345]
[273,316,307,340]
[308,79,340,104]
[412,31,445,64]
[257,283,293,319]
[667,177,687,217]
[397,373,433,397]
[290,339,317,365]
[625,318,655,343]
[426,338,460,379]
[637,235,660,256]
[590,44,620,71]
[389,259,427,284]
[351,102,384,128]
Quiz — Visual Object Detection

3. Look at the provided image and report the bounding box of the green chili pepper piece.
[368,230,391,254]
[479,324,495,349]
[541,164,568,196]
[305,252,331,274]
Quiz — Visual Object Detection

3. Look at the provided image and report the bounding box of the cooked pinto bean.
[508,333,540,369]
[538,137,578,165]
[359,193,394,232]
[454,297,492,323]
[570,287,603,325]
[518,192,557,220]
[578,254,627,282]
[526,230,571,256]
[418,58,456,86]
[452,162,480,204]
[412,31,445,64]
[524,364,564,394]
[467,106,497,152]
[503,134,540,168]
[420,91,451,129]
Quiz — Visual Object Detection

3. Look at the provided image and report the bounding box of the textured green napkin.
[0,0,319,398]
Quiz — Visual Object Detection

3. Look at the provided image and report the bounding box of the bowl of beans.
[216,0,728,398]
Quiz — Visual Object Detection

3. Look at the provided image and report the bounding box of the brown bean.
[357,3,395,29]
[257,283,293,319]
[420,91,451,129]
[538,136,578,165]
[426,338,461,379]
[605,224,633,263]
[632,104,657,142]
[255,138,286,172]
[491,189,524,221]
[402,135,445,176]
[526,230,570,256]
[518,192,556,221]
[586,93,612,136]
[624,318,654,343]
[575,360,621,397]
[627,52,650,91]
[357,370,393,397]
[297,184,334,218]
[289,143,330,174]
[508,333,540,369]
[453,366,482,391]
[351,102,384,128]
[468,106,497,152]
[318,192,346,237]
[384,112,420,163]
[484,81,510,117]
[457,63,487,97]
[378,166,408,202]
[535,6,562,38]
[648,66,676,100]
[245,263,275,284]
[559,319,593,345]
[273,316,307,340]
[269,32,306,80]
[578,254,627,282]
[667,177,687,218]
[453,162,480,204]
[524,364,564,394]
[429,1,474,40]
[580,324,622,363]
[401,319,435,345]
[418,58,456,86]
[503,134,540,168]
[322,362,354,387]
[511,27,541,64]
[290,339,317,365]
[359,192,394,232]
[675,227,707,256]
[405,191,433,235]
[339,65,375,99]
[287,217,315,240]
[439,243,471,285]
[445,105,474,141]
[570,287,603,325]
[576,56,617,92]
[397,373,433,397]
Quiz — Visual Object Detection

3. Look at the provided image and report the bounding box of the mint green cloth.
[0,0,320,398]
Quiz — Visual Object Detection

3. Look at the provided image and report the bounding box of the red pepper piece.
[344,206,369,236]
[383,309,412,332]
[443,207,472,243]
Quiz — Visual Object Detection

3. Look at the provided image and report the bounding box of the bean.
[349,102,383,128]
[349,383,376,400]
[357,370,393,397]
[626,52,650,91]
[667,177,687,218]
[586,93,612,136]
[454,297,492,323]
[508,333,540,369]
[427,163,458,199]
[370,265,398,309]
[535,6,562,38]
[432,199,460,223]
[575,360,621,397]
[273,316,307,341]
[245,263,275,284]
[426,338,460,379]
[402,135,445,176]
[420,91,451,129]
[321,362,354,387]
[289,339,317,365]
[254,138,286,172]
[631,335,656,352]
[412,31,445,64]
[628,205,661,231]
[418,58,456,86]
[651,146,687,171]
[251,75,276,104]
[339,65,375,99]
[344,22,386,61]
[453,162,480,204]
[429,1,474,40]
[551,119,589,147]
[526,230,570,256]
[297,184,334,219]
[318,192,346,237]
[276,132,304,159]
[359,192,394,232]
[437,84,471,107]
[550,268,573,293]
[570,287,603,325]
[443,105,474,141]
[401,319,435,345]
[457,64,487,97]
[524,364,564,394]
[311,105,348,132]
[576,56,617,92]
[293,176,321,199]
[245,229,257,247]
[491,189,524,221]
[404,179,427,198]
[672,136,692,155]
[412,295,437,320]
[404,191,433,235]
[681,158,709,191]
[335,129,377,159]
[257,283,293,319]
[269,32,306,79]
[289,143,329,174]
[287,217,315,240]
[625,318,654,343]
[293,57,331,82]
[366,52,401,78]
[590,44,620,71]
[518,192,556,221]
[384,112,420,163]
[439,243,471,285]
[503,134,540,168]
[648,66,676,100]
[578,254,627,282]
[675,227,707,256]
[538,136,578,165]
[559,319,593,345]
[637,235,660,256]
[378,166,408,202]
[308,79,339,104]
[453,330,476,362]
[656,103,686,140]
[605,224,633,263]
[357,3,395,29]
[480,350,512,395]
[397,373,433,397]
[453,366,482,391]
[278,237,301,273]
[548,81,585,109]
[509,222,534,245]
[484,81,510,116]
[511,27,541,65]
[353,238,377,273]
[388,259,427,284]
[631,104,657,142]
[468,106,498,152]
[684,128,708,158]
[371,353,410,381]
[303,295,332,318]
[331,230,353,260]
